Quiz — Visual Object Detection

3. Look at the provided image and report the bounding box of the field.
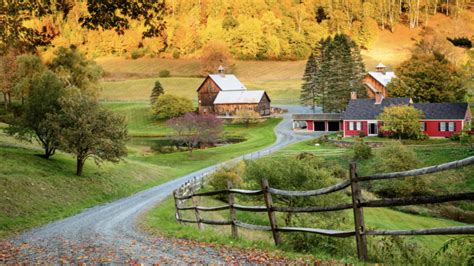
[97,52,402,105]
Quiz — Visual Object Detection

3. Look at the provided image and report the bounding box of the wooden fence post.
[192,195,203,230]
[261,178,281,246]
[227,180,238,238]
[350,163,368,261]
[173,190,182,224]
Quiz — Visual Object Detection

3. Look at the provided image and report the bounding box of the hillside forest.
[2,0,474,61]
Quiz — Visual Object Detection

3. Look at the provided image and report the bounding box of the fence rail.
[173,156,474,261]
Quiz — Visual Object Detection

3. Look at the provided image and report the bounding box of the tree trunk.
[3,93,7,111]
[76,158,85,176]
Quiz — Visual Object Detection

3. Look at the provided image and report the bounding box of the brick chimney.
[217,65,225,77]
[350,91,357,100]
[375,92,384,104]
[375,63,386,75]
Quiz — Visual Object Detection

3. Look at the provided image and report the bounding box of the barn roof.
[367,71,396,87]
[342,98,412,120]
[213,90,267,104]
[292,113,341,121]
[209,74,247,91]
[414,102,469,120]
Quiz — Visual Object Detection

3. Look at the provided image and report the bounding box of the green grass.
[0,113,281,238]
[0,133,173,238]
[100,77,302,104]
[128,118,281,178]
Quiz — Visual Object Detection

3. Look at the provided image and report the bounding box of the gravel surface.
[1,105,322,264]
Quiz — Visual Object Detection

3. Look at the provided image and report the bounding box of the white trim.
[367,120,378,136]
[419,119,464,121]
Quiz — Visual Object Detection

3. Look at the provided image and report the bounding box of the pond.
[128,135,246,154]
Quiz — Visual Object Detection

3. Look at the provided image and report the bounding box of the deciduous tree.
[57,92,128,176]
[200,40,232,76]
[7,70,65,159]
[167,112,223,154]
[14,54,46,105]
[387,52,467,102]
[152,94,194,120]
[48,45,103,98]
[0,49,17,110]
[378,105,423,139]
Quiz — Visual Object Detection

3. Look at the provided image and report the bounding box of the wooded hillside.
[5,0,473,61]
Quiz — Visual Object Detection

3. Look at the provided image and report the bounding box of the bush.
[353,141,372,160]
[130,48,145,59]
[314,134,329,144]
[244,156,351,254]
[358,130,366,138]
[172,50,180,59]
[208,162,244,200]
[450,133,461,141]
[152,94,194,119]
[232,109,261,127]
[159,69,170,78]
[371,141,431,197]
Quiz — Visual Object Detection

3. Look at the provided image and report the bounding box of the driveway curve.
[3,105,321,264]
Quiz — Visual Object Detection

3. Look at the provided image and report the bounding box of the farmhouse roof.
[292,113,341,121]
[414,102,469,120]
[342,97,412,120]
[209,74,247,91]
[213,90,267,104]
[367,71,396,87]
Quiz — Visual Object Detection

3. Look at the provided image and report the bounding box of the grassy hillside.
[0,132,172,238]
[0,114,280,238]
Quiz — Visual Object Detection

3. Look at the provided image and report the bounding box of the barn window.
[356,122,362,131]
[349,122,354,130]
[420,122,425,131]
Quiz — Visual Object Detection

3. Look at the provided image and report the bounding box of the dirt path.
[2,105,321,264]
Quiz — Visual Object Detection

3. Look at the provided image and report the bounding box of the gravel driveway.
[2,105,322,264]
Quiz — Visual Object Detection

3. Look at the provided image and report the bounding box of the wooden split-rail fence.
[173,156,474,261]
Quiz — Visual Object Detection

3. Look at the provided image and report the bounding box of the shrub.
[244,156,350,254]
[371,141,431,197]
[159,69,170,77]
[130,48,145,59]
[172,50,180,59]
[232,109,261,127]
[358,130,366,138]
[450,133,461,141]
[314,134,329,144]
[353,140,372,160]
[152,94,194,119]
[208,162,244,200]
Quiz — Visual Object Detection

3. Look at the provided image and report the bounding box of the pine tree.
[300,53,318,112]
[311,34,366,113]
[150,80,164,105]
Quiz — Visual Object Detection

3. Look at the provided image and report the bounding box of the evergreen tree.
[300,53,318,112]
[150,80,164,105]
[314,34,365,112]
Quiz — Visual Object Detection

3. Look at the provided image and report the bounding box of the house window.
[448,122,455,132]
[439,122,446,132]
[420,122,425,131]
[349,122,354,130]
[356,122,362,131]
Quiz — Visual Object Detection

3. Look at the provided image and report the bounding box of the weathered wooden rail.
[173,156,474,261]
